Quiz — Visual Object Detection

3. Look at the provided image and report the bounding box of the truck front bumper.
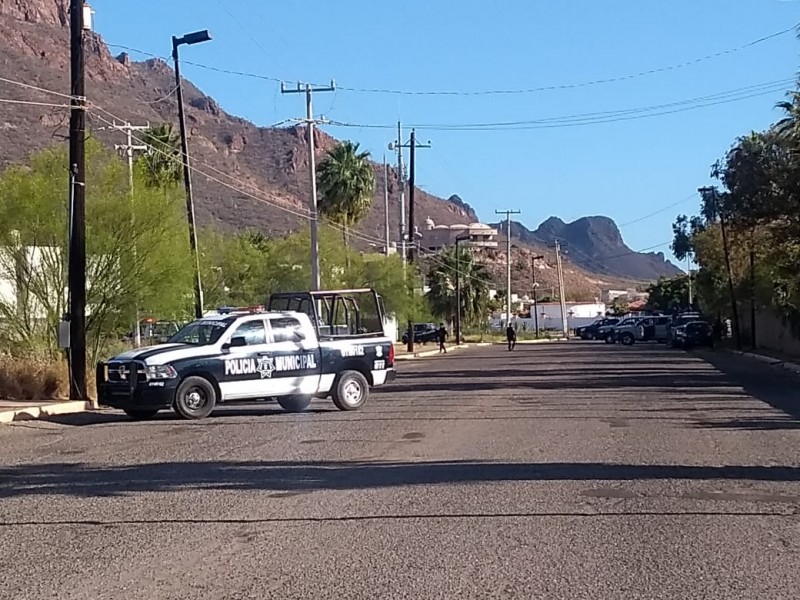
[96,362,178,411]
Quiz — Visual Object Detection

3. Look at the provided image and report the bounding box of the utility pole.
[687,256,693,309]
[282,81,335,291]
[454,235,471,345]
[750,244,756,350]
[531,254,544,338]
[67,0,87,400]
[389,129,431,262]
[172,30,211,319]
[383,155,390,257]
[102,121,149,347]
[388,122,407,264]
[495,209,520,325]
[700,186,740,349]
[554,239,569,338]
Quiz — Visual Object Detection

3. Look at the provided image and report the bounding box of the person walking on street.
[437,323,448,354]
[506,324,517,351]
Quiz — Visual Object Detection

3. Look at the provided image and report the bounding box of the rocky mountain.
[0,0,477,239]
[492,216,682,282]
[0,1,670,295]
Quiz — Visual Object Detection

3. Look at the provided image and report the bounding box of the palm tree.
[316,141,375,248]
[139,123,182,189]
[426,246,490,330]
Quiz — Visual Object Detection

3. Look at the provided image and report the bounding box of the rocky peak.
[0,0,68,26]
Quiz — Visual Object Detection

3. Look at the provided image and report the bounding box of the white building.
[419,218,499,252]
[490,301,607,331]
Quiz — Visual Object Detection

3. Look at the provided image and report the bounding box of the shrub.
[0,354,68,401]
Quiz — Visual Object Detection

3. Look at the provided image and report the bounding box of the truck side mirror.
[224,336,248,350]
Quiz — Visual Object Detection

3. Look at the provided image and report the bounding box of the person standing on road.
[437,323,448,354]
[506,324,517,351]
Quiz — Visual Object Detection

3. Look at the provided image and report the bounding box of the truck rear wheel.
[277,395,312,413]
[174,376,217,420]
[332,370,369,411]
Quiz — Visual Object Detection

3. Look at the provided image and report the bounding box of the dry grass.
[0,354,69,401]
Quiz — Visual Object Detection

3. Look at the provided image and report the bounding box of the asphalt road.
[1,342,800,599]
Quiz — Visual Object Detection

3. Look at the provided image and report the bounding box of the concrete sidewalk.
[394,342,492,361]
[726,348,800,376]
[0,399,93,424]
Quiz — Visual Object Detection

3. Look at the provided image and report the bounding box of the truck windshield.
[168,319,233,345]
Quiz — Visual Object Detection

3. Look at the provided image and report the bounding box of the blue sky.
[92,0,800,263]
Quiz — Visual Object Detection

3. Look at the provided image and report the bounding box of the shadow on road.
[2,460,800,499]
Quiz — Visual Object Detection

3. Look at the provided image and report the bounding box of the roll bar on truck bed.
[267,288,388,340]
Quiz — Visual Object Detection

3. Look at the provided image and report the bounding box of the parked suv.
[576,318,619,340]
[401,322,437,344]
[600,317,639,343]
[674,320,714,349]
[668,312,704,348]
[614,315,672,345]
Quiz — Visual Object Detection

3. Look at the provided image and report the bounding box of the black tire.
[621,333,635,346]
[124,409,159,420]
[604,334,615,344]
[591,332,598,340]
[173,376,217,420]
[277,395,312,413]
[332,370,369,411]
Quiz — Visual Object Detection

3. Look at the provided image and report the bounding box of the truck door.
[266,316,322,396]
[642,318,656,340]
[655,317,670,340]
[218,318,274,401]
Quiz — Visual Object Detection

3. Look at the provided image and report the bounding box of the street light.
[172,29,211,318]
[454,234,471,345]
[531,254,544,338]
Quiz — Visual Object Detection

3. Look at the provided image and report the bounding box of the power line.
[105,22,798,96]
[0,98,71,109]
[0,76,76,99]
[86,104,499,289]
[326,78,794,132]
[617,193,697,227]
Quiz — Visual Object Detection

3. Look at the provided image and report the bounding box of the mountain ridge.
[491,216,682,282]
[0,0,670,290]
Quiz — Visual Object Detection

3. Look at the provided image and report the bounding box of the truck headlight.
[145,365,178,380]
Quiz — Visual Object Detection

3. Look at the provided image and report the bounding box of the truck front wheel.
[332,371,369,411]
[174,376,217,420]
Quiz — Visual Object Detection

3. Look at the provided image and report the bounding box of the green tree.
[645,276,691,313]
[425,247,490,328]
[317,141,375,249]
[0,140,193,362]
[139,123,182,189]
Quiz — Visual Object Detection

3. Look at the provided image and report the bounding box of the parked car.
[674,320,714,349]
[668,312,704,348]
[600,317,639,343]
[614,315,672,345]
[402,322,438,344]
[576,318,619,340]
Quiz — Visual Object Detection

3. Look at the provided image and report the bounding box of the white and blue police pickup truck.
[97,289,396,420]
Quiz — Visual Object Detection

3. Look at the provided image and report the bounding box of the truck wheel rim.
[343,380,362,405]
[185,388,205,410]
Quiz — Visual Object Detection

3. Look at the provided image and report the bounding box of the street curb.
[495,338,569,345]
[0,400,93,425]
[395,343,474,361]
[725,349,800,375]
